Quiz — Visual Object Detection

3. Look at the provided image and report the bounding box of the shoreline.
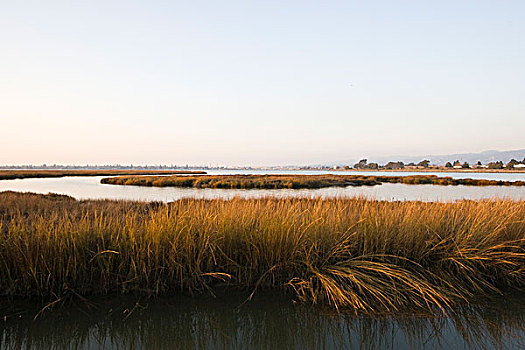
[328,168,525,173]
[0,169,206,181]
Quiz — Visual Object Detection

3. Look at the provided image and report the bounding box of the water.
[204,169,525,181]
[1,293,523,349]
[0,170,524,202]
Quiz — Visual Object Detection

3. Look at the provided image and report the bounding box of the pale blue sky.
[1,1,524,165]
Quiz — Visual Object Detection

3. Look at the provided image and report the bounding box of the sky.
[1,1,524,166]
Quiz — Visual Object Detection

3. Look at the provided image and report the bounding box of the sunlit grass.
[0,191,524,313]
[101,174,525,189]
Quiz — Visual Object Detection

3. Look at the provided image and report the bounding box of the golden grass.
[101,174,525,188]
[0,170,206,180]
[0,191,524,313]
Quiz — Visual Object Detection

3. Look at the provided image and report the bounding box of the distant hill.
[339,149,525,166]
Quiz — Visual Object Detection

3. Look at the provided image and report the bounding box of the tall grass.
[100,174,525,189]
[0,170,205,180]
[0,191,524,313]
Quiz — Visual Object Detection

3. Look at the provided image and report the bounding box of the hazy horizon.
[1,147,523,168]
[2,1,524,166]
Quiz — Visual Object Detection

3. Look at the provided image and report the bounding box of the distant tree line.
[349,157,525,170]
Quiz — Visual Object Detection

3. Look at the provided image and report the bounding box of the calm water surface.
[1,293,523,349]
[0,170,524,202]
[205,169,525,181]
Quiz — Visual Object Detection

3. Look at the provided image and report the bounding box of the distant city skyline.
[2,1,524,166]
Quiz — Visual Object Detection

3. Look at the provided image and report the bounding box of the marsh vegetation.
[0,191,523,313]
[101,174,525,189]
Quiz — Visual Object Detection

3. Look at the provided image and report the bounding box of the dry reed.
[100,174,525,188]
[0,191,524,313]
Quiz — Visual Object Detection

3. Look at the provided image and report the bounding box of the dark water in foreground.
[1,293,523,350]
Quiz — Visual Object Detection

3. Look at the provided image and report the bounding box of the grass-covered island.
[1,191,523,313]
[0,169,206,181]
[100,174,525,189]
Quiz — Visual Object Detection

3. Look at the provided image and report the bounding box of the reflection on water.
[1,293,523,349]
[0,175,524,202]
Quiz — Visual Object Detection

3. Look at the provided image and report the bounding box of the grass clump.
[0,191,524,313]
[102,174,380,188]
[101,174,525,189]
